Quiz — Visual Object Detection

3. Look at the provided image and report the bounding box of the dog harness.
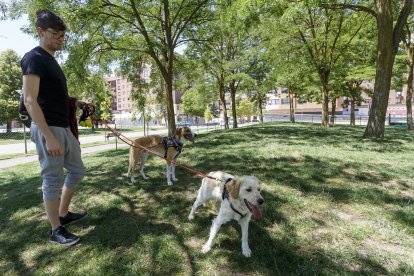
[161,136,183,159]
[222,178,247,218]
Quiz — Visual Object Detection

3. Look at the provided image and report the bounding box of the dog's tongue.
[251,205,262,220]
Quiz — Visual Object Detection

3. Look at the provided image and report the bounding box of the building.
[105,64,188,125]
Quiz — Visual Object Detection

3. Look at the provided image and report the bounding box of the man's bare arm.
[23,74,64,156]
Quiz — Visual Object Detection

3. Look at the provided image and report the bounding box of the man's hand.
[45,135,64,156]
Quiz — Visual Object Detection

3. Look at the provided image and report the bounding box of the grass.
[0,122,414,275]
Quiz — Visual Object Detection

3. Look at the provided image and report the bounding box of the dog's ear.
[227,178,241,199]
[176,127,183,138]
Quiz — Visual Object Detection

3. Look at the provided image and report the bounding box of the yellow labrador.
[188,171,264,257]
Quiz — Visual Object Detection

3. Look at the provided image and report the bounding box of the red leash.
[92,116,218,181]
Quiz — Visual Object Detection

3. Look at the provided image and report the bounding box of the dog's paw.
[172,177,178,182]
[130,177,136,184]
[242,248,252,257]
[188,214,195,220]
[143,176,149,180]
[202,244,212,253]
[167,181,173,186]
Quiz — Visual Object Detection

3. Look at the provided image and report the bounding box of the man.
[21,9,87,246]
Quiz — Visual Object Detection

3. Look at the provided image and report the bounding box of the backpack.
[18,93,32,128]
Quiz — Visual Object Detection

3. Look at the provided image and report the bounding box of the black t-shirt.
[21,46,69,127]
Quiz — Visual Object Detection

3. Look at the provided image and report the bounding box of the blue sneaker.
[50,226,80,246]
[60,211,87,226]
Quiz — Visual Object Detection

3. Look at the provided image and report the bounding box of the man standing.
[21,9,87,246]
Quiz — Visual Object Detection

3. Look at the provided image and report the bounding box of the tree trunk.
[320,74,330,127]
[6,122,11,133]
[350,96,356,126]
[364,0,412,137]
[230,81,238,128]
[289,88,295,123]
[143,109,147,136]
[165,75,176,136]
[330,97,336,125]
[219,77,229,129]
[406,48,413,130]
[258,97,264,123]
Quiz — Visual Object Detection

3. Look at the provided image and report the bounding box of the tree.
[326,0,413,137]
[286,2,372,127]
[0,49,22,132]
[236,98,255,120]
[185,0,252,130]
[180,85,211,117]
[204,105,213,122]
[14,0,211,136]
[401,14,414,130]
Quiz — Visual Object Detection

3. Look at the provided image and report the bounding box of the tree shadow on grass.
[0,170,46,275]
[1,123,413,275]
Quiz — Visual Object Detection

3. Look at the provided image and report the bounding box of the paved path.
[0,127,170,155]
[0,127,171,170]
[0,143,129,169]
[0,124,225,170]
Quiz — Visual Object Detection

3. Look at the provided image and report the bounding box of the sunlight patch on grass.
[9,206,43,222]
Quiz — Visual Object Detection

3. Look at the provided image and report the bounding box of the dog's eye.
[258,188,261,191]
[246,188,252,192]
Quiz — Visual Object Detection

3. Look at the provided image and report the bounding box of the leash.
[85,106,246,216]
[87,112,220,182]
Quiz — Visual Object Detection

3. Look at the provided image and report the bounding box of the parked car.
[176,121,192,127]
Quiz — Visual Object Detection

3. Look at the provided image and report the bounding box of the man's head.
[35,9,67,53]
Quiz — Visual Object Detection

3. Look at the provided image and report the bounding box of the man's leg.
[59,128,86,225]
[32,125,80,246]
[59,185,76,217]
[45,200,61,230]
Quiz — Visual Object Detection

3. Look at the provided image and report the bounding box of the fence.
[1,113,409,157]
[264,114,370,125]
[0,122,235,157]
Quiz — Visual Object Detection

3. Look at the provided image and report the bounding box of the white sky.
[0,15,38,57]
[0,14,186,58]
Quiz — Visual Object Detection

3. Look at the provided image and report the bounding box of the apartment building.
[264,81,414,116]
[105,64,185,125]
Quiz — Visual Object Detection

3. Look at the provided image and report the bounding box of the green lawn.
[1,122,413,275]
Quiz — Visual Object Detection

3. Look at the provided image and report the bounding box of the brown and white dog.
[188,171,264,257]
[127,126,197,185]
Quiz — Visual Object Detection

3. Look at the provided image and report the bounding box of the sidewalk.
[0,142,129,170]
[0,123,248,170]
[0,127,169,170]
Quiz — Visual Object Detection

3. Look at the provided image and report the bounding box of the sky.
[0,15,38,57]
[0,14,186,58]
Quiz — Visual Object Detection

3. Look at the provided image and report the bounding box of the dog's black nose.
[257,198,264,205]
[194,133,198,137]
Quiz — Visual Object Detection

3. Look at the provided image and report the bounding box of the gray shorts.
[31,124,85,201]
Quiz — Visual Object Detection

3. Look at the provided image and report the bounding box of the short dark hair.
[35,9,67,31]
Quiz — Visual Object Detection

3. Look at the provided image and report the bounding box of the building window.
[281,99,290,105]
